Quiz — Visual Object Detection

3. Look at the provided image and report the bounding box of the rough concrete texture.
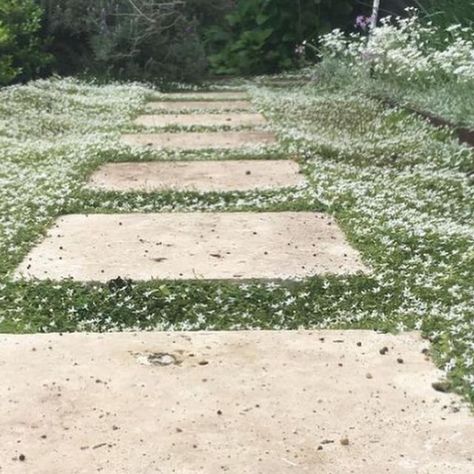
[147,100,253,112]
[1,330,473,474]
[121,131,277,150]
[134,113,267,128]
[14,212,368,282]
[87,160,305,192]
[158,91,248,100]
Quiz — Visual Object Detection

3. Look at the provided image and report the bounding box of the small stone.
[19,454,26,462]
[340,438,350,446]
[432,381,451,393]
[366,373,373,379]
[379,347,389,355]
[397,358,404,364]
[217,410,223,416]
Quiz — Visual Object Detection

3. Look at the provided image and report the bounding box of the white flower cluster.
[319,12,474,83]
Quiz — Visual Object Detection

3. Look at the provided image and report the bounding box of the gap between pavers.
[86,160,305,193]
[1,330,473,473]
[134,112,267,128]
[121,131,277,150]
[147,100,253,112]
[14,212,368,282]
[156,91,248,101]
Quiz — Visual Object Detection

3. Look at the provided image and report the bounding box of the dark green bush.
[0,0,50,85]
[415,0,474,28]
[39,0,232,82]
[205,0,353,75]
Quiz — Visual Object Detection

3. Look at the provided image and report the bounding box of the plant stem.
[370,0,381,30]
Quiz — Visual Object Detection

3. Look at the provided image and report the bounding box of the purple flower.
[355,15,372,31]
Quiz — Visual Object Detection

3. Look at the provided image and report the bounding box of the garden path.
[4,91,474,473]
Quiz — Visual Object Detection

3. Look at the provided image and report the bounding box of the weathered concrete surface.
[14,212,368,282]
[147,100,253,112]
[134,113,267,128]
[121,131,277,150]
[87,160,305,192]
[157,91,248,100]
[0,330,472,474]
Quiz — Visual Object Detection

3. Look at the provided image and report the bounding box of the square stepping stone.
[158,91,248,100]
[87,160,305,192]
[15,212,368,282]
[134,113,267,128]
[1,331,473,473]
[121,131,277,150]
[147,100,253,111]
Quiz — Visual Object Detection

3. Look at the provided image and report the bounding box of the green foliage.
[415,0,474,28]
[206,0,353,75]
[0,21,15,84]
[39,0,232,82]
[0,0,50,85]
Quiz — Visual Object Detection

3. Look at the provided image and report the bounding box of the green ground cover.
[0,77,473,404]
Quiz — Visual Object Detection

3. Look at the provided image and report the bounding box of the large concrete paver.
[0,330,472,474]
[134,113,267,128]
[87,160,305,192]
[147,100,252,111]
[157,91,248,101]
[121,131,277,150]
[14,212,368,282]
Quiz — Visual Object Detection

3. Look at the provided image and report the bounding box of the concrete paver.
[134,113,267,128]
[87,160,305,192]
[121,131,277,150]
[1,330,472,474]
[147,100,253,111]
[15,212,368,281]
[157,91,248,101]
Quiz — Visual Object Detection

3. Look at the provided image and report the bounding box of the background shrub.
[5,0,469,85]
[414,0,474,28]
[39,0,219,82]
[205,0,354,75]
[0,0,50,85]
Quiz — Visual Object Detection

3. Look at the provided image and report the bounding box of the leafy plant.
[0,0,50,86]
[206,0,354,75]
[414,0,474,28]
[39,0,232,82]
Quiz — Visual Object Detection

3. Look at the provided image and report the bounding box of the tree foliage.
[0,0,50,85]
[205,0,354,75]
[39,0,226,82]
